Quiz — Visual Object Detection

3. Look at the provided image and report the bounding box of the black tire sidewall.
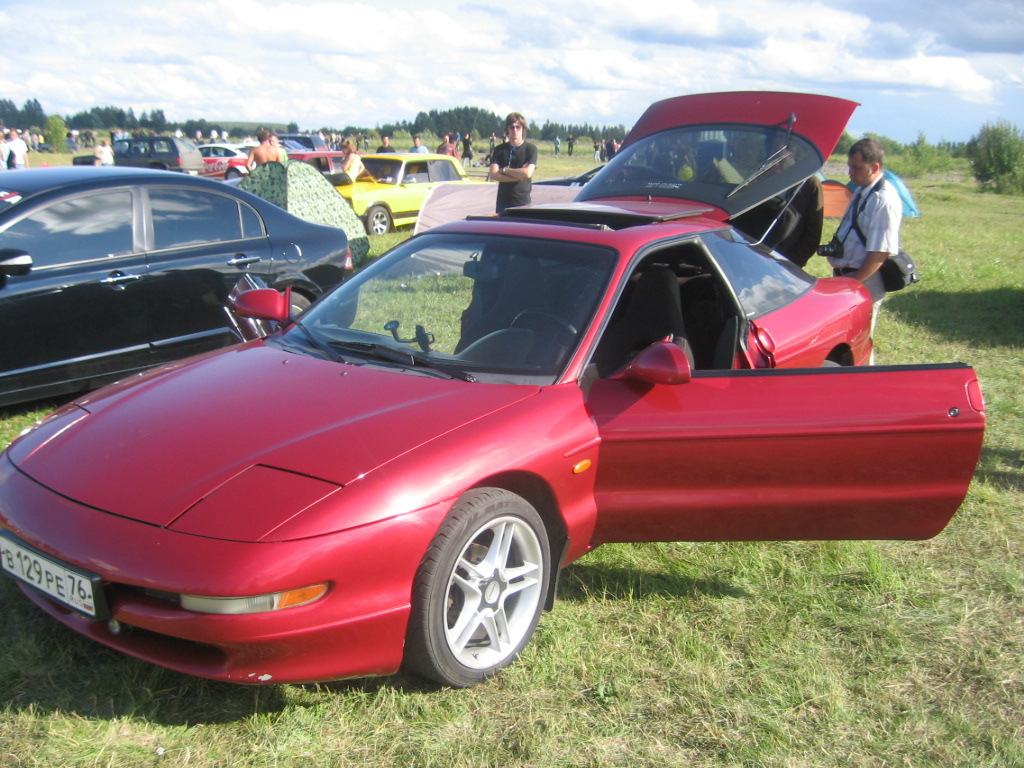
[404,487,549,687]
[365,206,391,235]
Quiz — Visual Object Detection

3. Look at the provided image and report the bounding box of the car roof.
[362,153,458,162]
[1,166,216,192]
[0,167,252,213]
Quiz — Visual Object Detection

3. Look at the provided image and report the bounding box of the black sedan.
[0,167,349,407]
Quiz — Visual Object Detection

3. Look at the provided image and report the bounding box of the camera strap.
[847,178,885,246]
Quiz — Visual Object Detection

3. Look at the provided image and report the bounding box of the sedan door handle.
[228,254,262,267]
[100,271,143,290]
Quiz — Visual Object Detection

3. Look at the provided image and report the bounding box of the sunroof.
[477,201,715,231]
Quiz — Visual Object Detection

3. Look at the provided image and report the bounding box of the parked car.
[334,152,489,235]
[282,149,351,181]
[73,136,205,174]
[279,133,329,151]
[0,166,349,407]
[0,93,986,690]
[198,143,250,180]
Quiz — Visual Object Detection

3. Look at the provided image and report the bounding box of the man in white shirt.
[6,130,29,169]
[825,138,903,362]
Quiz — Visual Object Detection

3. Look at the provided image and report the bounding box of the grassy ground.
[1,153,1021,767]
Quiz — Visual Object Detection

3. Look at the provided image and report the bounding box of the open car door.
[586,349,985,544]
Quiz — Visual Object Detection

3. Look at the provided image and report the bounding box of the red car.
[0,92,985,688]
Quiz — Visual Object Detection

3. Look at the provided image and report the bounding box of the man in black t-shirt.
[488,112,538,213]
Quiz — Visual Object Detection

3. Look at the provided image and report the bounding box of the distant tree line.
[2,96,1021,194]
[374,106,628,144]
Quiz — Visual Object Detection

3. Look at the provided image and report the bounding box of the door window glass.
[0,191,133,268]
[701,230,812,317]
[150,189,259,249]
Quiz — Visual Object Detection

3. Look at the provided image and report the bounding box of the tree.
[968,120,1024,194]
[43,114,68,150]
[21,99,46,129]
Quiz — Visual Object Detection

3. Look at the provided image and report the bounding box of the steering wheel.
[511,311,577,347]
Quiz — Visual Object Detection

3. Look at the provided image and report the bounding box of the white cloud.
[2,0,1021,142]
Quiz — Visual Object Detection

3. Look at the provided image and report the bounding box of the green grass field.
[1,151,1022,767]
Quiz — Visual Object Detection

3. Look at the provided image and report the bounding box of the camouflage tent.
[239,161,371,266]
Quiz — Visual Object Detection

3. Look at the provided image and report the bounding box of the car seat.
[593,266,694,377]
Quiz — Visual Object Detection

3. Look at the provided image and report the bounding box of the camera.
[817,237,844,258]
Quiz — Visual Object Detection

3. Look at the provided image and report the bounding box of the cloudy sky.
[4,0,1022,144]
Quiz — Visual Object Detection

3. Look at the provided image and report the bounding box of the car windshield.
[362,158,403,184]
[279,232,618,384]
[579,124,823,217]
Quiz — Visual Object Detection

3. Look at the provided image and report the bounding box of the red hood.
[9,344,536,531]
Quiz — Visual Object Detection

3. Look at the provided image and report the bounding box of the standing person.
[270,133,288,163]
[339,139,365,185]
[554,135,561,157]
[461,133,474,167]
[488,112,538,214]
[0,133,9,171]
[823,138,902,363]
[246,129,282,170]
[93,138,114,166]
[6,130,29,169]
[567,134,575,156]
[437,134,457,158]
[376,135,396,153]
[409,135,429,154]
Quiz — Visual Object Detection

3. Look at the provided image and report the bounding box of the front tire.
[404,488,550,687]
[364,205,393,236]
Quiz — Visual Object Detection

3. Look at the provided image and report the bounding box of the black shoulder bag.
[849,179,920,292]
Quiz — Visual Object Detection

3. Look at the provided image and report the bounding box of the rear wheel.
[225,167,243,180]
[404,488,549,687]
[364,205,392,236]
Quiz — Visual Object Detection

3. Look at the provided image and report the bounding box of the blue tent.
[847,170,920,218]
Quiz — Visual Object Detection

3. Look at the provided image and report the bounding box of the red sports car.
[0,92,985,688]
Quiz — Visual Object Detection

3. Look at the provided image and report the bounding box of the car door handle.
[228,255,262,267]
[100,271,143,290]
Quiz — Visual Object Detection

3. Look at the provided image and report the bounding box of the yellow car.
[334,153,489,235]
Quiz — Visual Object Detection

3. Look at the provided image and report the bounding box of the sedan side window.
[150,190,262,250]
[0,191,134,268]
[427,160,460,182]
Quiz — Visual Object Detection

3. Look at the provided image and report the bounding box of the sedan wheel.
[405,488,549,687]
[288,290,312,316]
[364,205,392,236]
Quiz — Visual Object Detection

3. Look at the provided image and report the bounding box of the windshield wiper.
[726,148,795,199]
[727,111,799,199]
[289,318,344,363]
[328,340,477,382]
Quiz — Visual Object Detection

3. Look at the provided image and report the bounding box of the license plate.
[0,530,109,620]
